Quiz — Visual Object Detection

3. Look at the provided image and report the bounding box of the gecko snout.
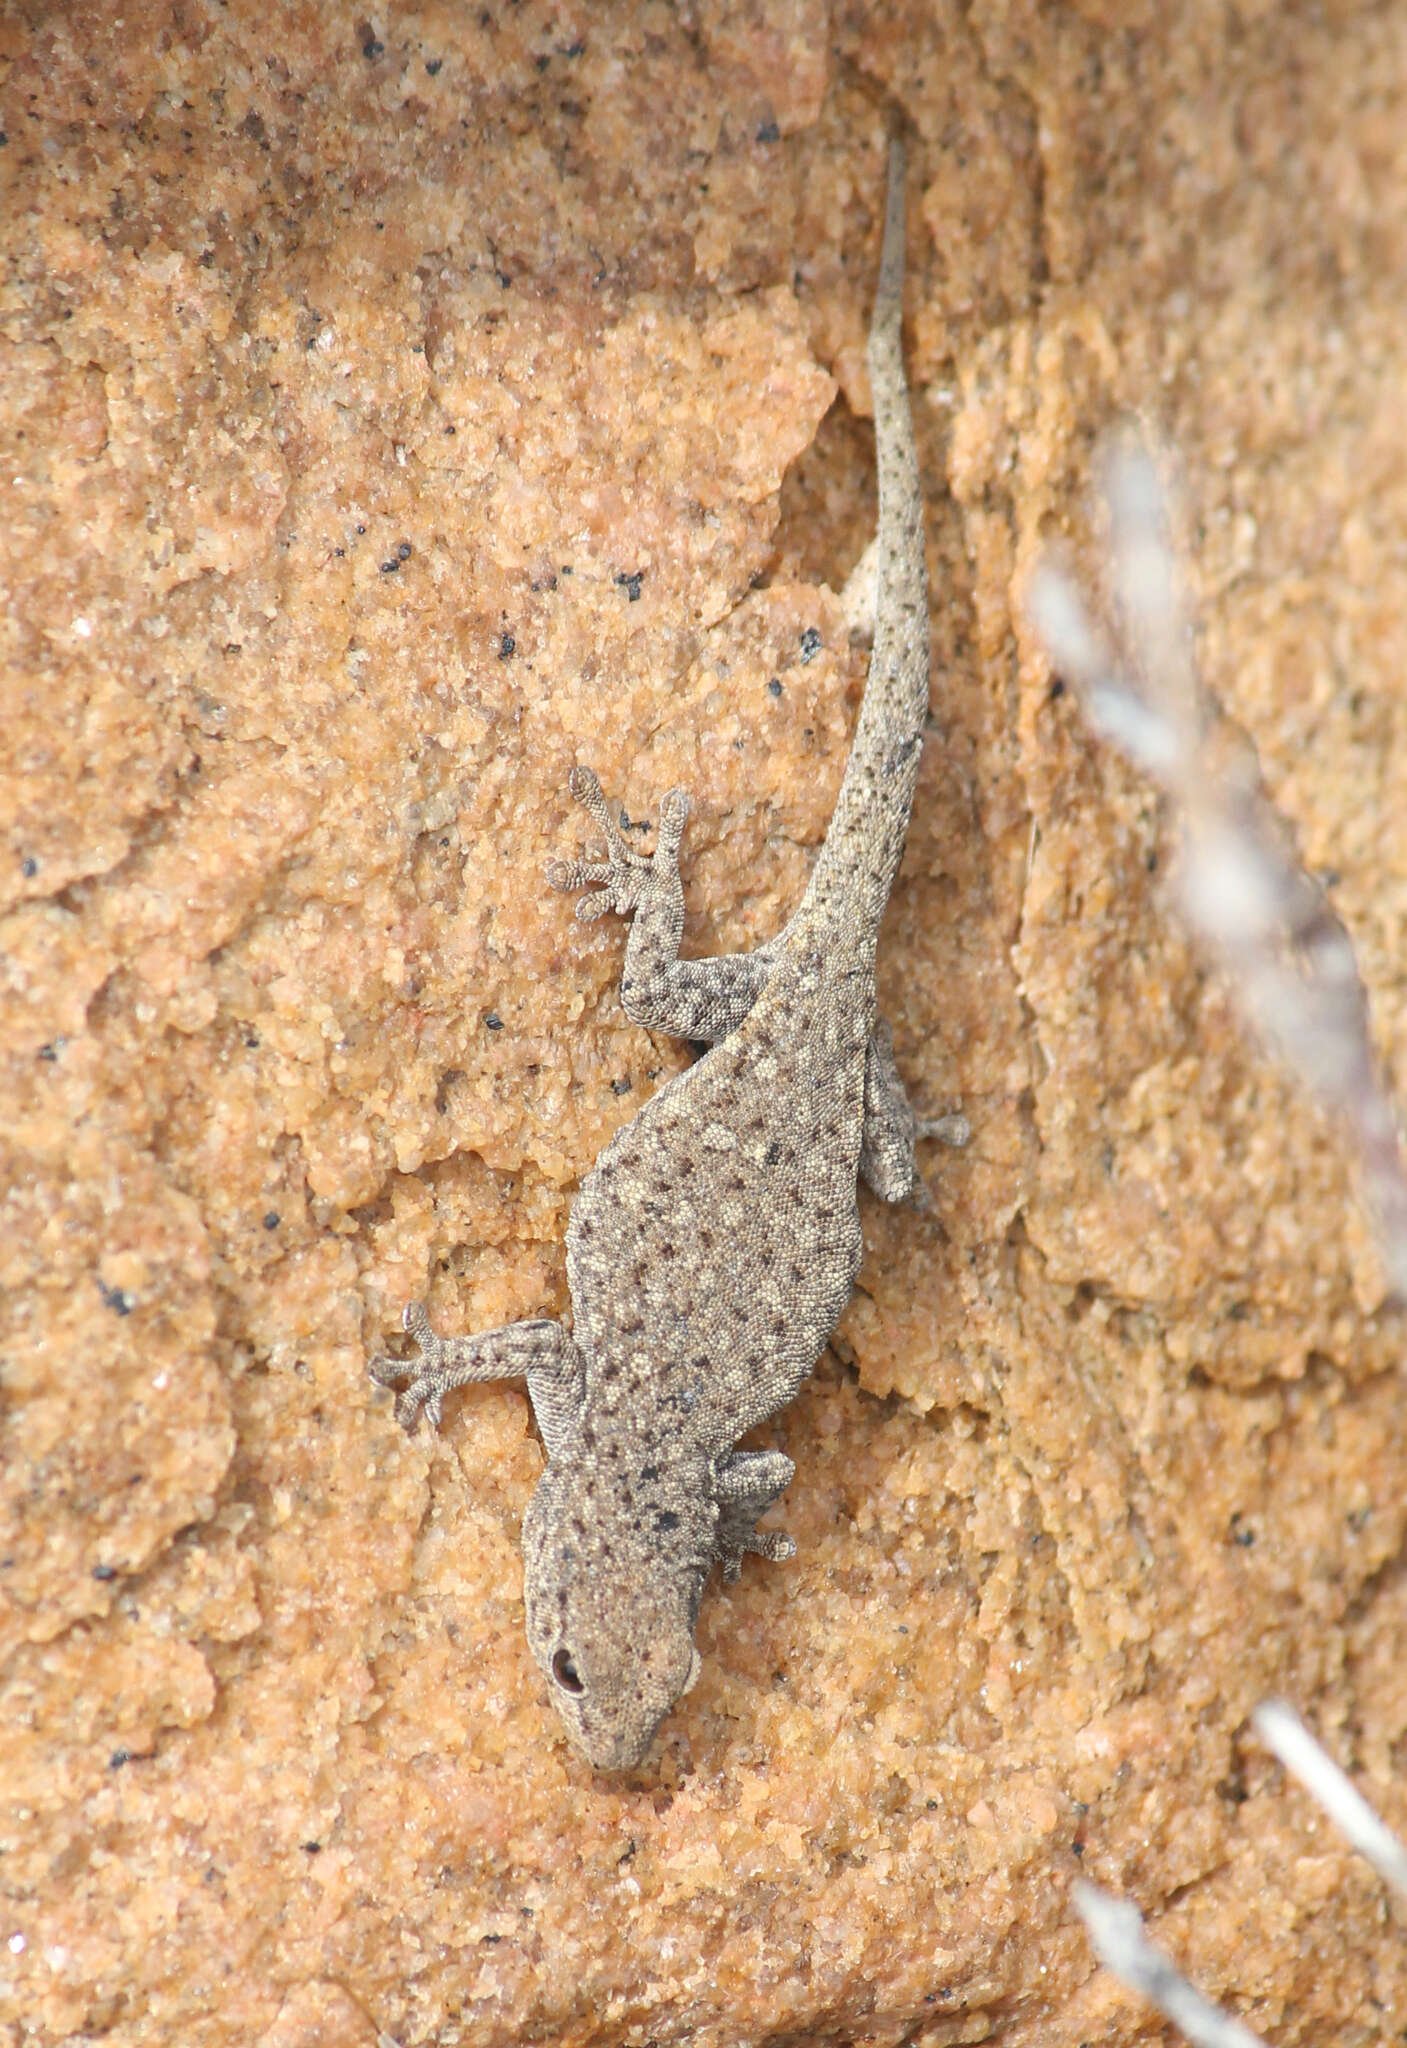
[535,1611,702,1770]
[522,1458,714,1766]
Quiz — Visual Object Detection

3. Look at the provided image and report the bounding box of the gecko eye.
[552,1647,585,1694]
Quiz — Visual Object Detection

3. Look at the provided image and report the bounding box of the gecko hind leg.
[547,765,777,1044]
[545,765,686,923]
[860,1017,969,1204]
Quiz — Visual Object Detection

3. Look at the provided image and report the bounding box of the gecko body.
[371,144,953,1769]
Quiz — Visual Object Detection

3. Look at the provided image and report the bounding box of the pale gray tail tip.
[876,133,907,297]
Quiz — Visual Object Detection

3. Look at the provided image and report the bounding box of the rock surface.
[3,3,1405,2044]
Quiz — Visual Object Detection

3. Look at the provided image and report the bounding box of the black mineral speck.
[92,1563,117,1581]
[362,35,384,58]
[767,678,782,698]
[499,632,516,659]
[20,855,36,877]
[263,1211,281,1231]
[484,1011,504,1031]
[614,570,644,603]
[799,626,822,663]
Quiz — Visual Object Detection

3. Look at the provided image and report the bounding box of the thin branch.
[1073,1882,1270,2048]
[1027,438,1407,1293]
[1253,1699,1407,1899]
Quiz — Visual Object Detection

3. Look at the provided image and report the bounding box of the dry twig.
[1252,1699,1407,1900]
[1027,441,1407,1291]
[1070,1709,1407,2047]
[1073,1882,1270,2048]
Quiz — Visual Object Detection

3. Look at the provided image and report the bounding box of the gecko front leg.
[369,1302,585,1454]
[710,1450,797,1582]
[547,765,776,1043]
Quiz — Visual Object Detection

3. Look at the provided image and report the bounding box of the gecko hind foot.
[906,1115,970,1211]
[917,1111,970,1148]
[861,1018,970,1202]
[545,765,690,922]
[367,1301,453,1433]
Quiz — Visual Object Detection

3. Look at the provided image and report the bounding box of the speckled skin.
[371,145,937,1770]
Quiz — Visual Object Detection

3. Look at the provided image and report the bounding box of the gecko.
[370,141,962,1770]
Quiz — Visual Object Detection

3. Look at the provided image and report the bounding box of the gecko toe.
[403,1300,437,1346]
[548,858,611,893]
[568,767,622,843]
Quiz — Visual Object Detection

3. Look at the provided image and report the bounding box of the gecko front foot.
[716,1522,798,1583]
[545,765,690,922]
[711,1450,797,1583]
[367,1301,455,1433]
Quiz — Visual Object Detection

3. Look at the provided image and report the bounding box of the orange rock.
[3,3,1405,2043]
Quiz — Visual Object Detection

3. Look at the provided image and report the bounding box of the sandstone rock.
[3,4,1404,2044]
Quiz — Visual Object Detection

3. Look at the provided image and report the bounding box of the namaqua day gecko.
[371,141,962,1769]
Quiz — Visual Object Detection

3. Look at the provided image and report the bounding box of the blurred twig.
[1073,1883,1270,2048]
[1253,1699,1407,1900]
[1027,439,1407,1293]
[1071,1706,1406,2046]
[1033,440,1407,2043]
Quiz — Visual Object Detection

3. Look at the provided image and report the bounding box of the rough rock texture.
[3,3,1406,2045]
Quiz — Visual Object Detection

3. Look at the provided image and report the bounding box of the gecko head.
[521,1457,713,1771]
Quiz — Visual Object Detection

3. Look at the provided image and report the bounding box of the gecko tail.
[793,137,930,952]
